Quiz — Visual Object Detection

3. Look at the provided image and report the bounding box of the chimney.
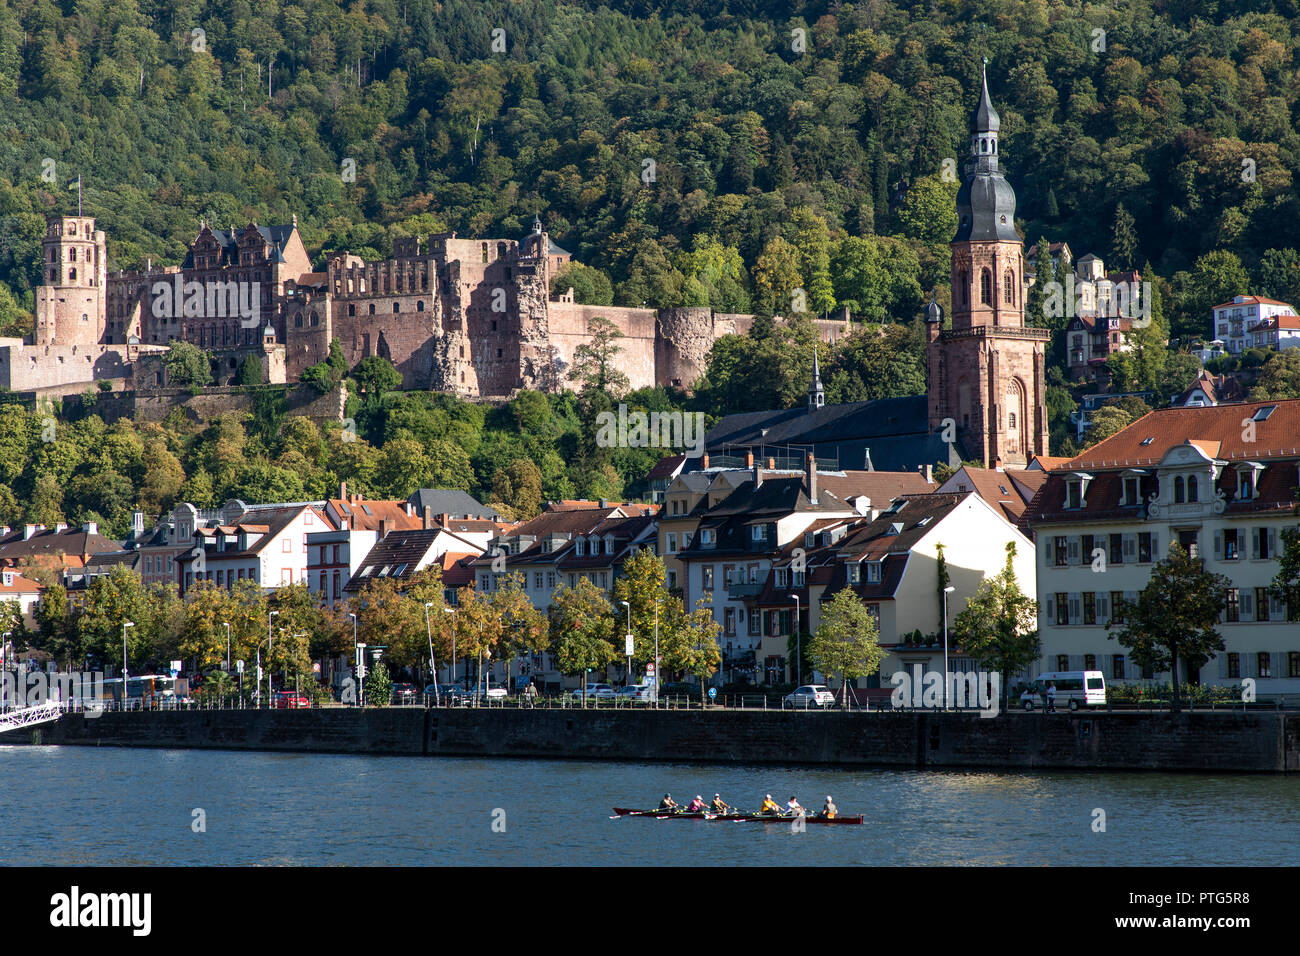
[22,524,38,541]
[766,457,775,470]
[920,463,933,484]
[424,506,435,530]
[806,452,818,504]
[54,522,68,534]
[701,453,710,469]
[753,456,762,489]
[132,511,144,537]
[440,513,451,526]
[380,518,392,538]
[82,522,97,536]
[744,450,754,469]
[339,480,346,500]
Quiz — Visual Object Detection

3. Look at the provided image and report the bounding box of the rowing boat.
[611,807,864,824]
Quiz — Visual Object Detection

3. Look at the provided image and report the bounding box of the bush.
[97,379,112,392]
[364,662,393,706]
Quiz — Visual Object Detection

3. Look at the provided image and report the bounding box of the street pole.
[424,602,439,703]
[223,622,231,674]
[943,585,955,711]
[444,607,457,690]
[122,621,134,710]
[653,599,660,708]
[621,600,632,686]
[267,611,279,707]
[792,594,801,686]
[348,612,359,706]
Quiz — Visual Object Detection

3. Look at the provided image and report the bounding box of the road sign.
[235,659,244,674]
[646,663,655,674]
[708,687,717,700]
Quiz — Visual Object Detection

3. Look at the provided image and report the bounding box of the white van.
[1020,671,1106,711]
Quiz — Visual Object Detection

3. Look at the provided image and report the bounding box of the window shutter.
[1123,534,1136,559]
[1250,529,1259,559]
[1274,652,1284,677]
[1068,538,1080,564]
[1069,593,1081,624]
[1214,531,1222,558]
[1218,654,1228,679]
[1043,538,1052,563]
[1045,596,1054,620]
[1269,529,1278,558]
[1242,591,1254,620]
[1098,594,1109,622]
[1151,533,1159,559]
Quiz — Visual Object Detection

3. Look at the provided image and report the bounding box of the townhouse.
[1211,295,1297,355]
[174,499,330,596]
[1022,399,1300,695]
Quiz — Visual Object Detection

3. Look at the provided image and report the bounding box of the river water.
[2,746,1296,866]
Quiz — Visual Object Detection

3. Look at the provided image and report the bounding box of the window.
[1003,270,1014,304]
[1257,652,1272,678]
[1123,477,1140,505]
[534,573,543,589]
[1056,655,1070,672]
[980,268,992,305]
[751,525,765,542]
[1225,588,1240,622]
[748,613,761,636]
[1239,470,1255,500]
[1227,653,1240,679]
[1290,652,1300,679]
[1067,481,1082,509]
[1138,532,1153,563]
[547,572,556,590]
[1257,527,1274,560]
[666,533,677,553]
[1187,475,1199,502]
[1174,476,1185,503]
[1109,533,1123,565]
[1112,655,1125,680]
[282,538,292,552]
[1054,536,1068,567]
[1084,654,1096,671]
[774,568,786,588]
[575,539,585,556]
[724,608,735,636]
[866,561,882,583]
[1083,592,1096,625]
[703,567,714,590]
[1256,587,1271,621]
[1110,591,1124,625]
[848,565,861,584]
[1055,592,1068,626]
[1224,528,1240,560]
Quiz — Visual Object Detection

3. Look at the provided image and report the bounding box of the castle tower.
[34,215,107,347]
[928,65,1050,468]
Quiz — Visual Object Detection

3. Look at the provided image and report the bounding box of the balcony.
[726,581,764,600]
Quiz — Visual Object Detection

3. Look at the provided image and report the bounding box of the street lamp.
[943,585,956,711]
[267,610,279,707]
[790,594,801,687]
[424,602,439,703]
[653,599,660,708]
[620,600,632,685]
[122,621,134,710]
[444,607,457,689]
[347,611,364,708]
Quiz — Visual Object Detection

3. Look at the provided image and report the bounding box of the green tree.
[808,589,884,706]
[549,578,617,700]
[1270,527,1300,622]
[351,356,401,405]
[894,175,958,246]
[162,341,212,388]
[1110,204,1139,271]
[1108,544,1231,712]
[951,541,1040,705]
[1248,350,1300,401]
[550,262,614,306]
[568,316,631,396]
[236,355,264,385]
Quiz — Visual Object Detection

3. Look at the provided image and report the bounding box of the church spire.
[808,342,825,412]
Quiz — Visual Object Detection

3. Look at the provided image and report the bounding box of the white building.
[1211,295,1297,355]
[174,499,330,596]
[1023,400,1300,696]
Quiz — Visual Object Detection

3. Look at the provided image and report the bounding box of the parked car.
[391,683,420,705]
[427,684,471,706]
[784,685,836,709]
[616,683,658,703]
[570,683,615,699]
[272,690,311,709]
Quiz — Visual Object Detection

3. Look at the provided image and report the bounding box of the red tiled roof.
[1065,399,1300,470]
[1212,295,1294,309]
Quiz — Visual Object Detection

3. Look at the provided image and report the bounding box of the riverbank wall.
[13,708,1300,772]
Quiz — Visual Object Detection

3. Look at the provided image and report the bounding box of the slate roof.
[703,395,961,473]
[408,489,499,520]
[183,224,297,269]
[327,496,423,532]
[345,528,445,591]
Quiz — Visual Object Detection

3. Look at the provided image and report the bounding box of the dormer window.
[575,539,585,557]
[751,525,765,543]
[804,531,814,549]
[700,529,715,547]
[775,568,788,588]
[866,561,882,583]
[1238,466,1258,500]
[792,570,804,587]
[848,564,861,584]
[1066,473,1092,509]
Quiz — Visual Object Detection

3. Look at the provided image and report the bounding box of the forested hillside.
[3,0,1300,335]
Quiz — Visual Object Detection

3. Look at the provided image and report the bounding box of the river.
[2,746,1296,865]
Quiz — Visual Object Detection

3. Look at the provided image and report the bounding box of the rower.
[786,796,805,816]
[658,793,678,812]
[685,794,708,812]
[710,793,731,814]
[821,795,837,819]
[759,793,782,815]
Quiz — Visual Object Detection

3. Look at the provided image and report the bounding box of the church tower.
[927,64,1050,468]
[808,343,825,412]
